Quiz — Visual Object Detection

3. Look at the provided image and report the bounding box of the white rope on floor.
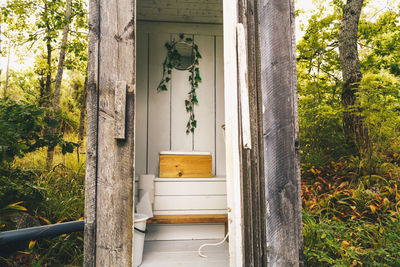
[198,233,229,258]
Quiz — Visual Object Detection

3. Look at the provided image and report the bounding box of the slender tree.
[339,0,368,151]
[4,43,10,98]
[47,0,73,165]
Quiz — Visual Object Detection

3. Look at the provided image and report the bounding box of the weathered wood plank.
[94,0,136,266]
[114,81,127,139]
[147,214,228,224]
[84,0,99,265]
[257,0,303,265]
[238,1,265,266]
[291,0,304,263]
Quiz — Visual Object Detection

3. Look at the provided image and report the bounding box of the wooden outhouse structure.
[84,0,303,266]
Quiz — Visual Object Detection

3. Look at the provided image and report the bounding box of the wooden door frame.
[223,0,302,266]
[84,0,302,266]
[222,0,243,266]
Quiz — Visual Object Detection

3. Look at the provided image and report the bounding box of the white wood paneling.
[137,0,223,24]
[153,209,227,215]
[147,33,171,175]
[155,181,227,196]
[141,240,228,266]
[136,22,225,177]
[171,34,194,151]
[194,35,216,175]
[136,32,149,175]
[216,36,225,176]
[154,195,227,210]
[137,22,223,36]
[145,224,225,241]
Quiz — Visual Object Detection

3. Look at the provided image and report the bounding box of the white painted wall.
[136,22,225,177]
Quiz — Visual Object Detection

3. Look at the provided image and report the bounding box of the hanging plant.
[157,33,202,134]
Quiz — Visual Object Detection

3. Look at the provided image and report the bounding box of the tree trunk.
[44,42,52,108]
[338,0,368,151]
[47,0,73,167]
[52,0,72,112]
[4,44,11,98]
[77,76,87,163]
[78,76,88,143]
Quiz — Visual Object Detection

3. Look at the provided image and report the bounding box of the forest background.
[1,0,400,266]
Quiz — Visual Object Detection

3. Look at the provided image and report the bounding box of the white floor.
[140,240,229,267]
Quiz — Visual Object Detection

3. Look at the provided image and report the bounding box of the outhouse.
[84,0,302,266]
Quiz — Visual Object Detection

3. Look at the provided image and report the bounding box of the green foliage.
[297,1,400,169]
[0,99,77,165]
[302,159,400,266]
[297,1,346,167]
[28,163,84,266]
[0,140,85,265]
[298,2,400,266]
[303,213,400,266]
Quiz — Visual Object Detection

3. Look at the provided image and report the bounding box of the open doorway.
[134,1,230,265]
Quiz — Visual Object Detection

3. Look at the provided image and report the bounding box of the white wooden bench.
[143,177,228,240]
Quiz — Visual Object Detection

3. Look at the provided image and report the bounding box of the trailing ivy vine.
[157,34,202,134]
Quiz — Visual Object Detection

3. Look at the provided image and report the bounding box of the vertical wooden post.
[84,0,99,266]
[237,1,268,266]
[235,0,302,265]
[223,0,244,266]
[257,0,303,265]
[85,0,136,266]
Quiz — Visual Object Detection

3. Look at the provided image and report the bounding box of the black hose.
[134,227,147,234]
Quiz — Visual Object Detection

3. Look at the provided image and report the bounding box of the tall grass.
[4,133,86,266]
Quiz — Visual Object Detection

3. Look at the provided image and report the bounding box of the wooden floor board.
[141,240,229,267]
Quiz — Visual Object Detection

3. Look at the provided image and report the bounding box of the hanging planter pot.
[157,34,202,134]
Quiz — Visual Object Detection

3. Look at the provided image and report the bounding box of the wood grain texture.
[84,0,99,265]
[147,214,228,224]
[94,0,136,266]
[238,1,268,266]
[257,0,303,265]
[159,155,212,178]
[114,81,126,139]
